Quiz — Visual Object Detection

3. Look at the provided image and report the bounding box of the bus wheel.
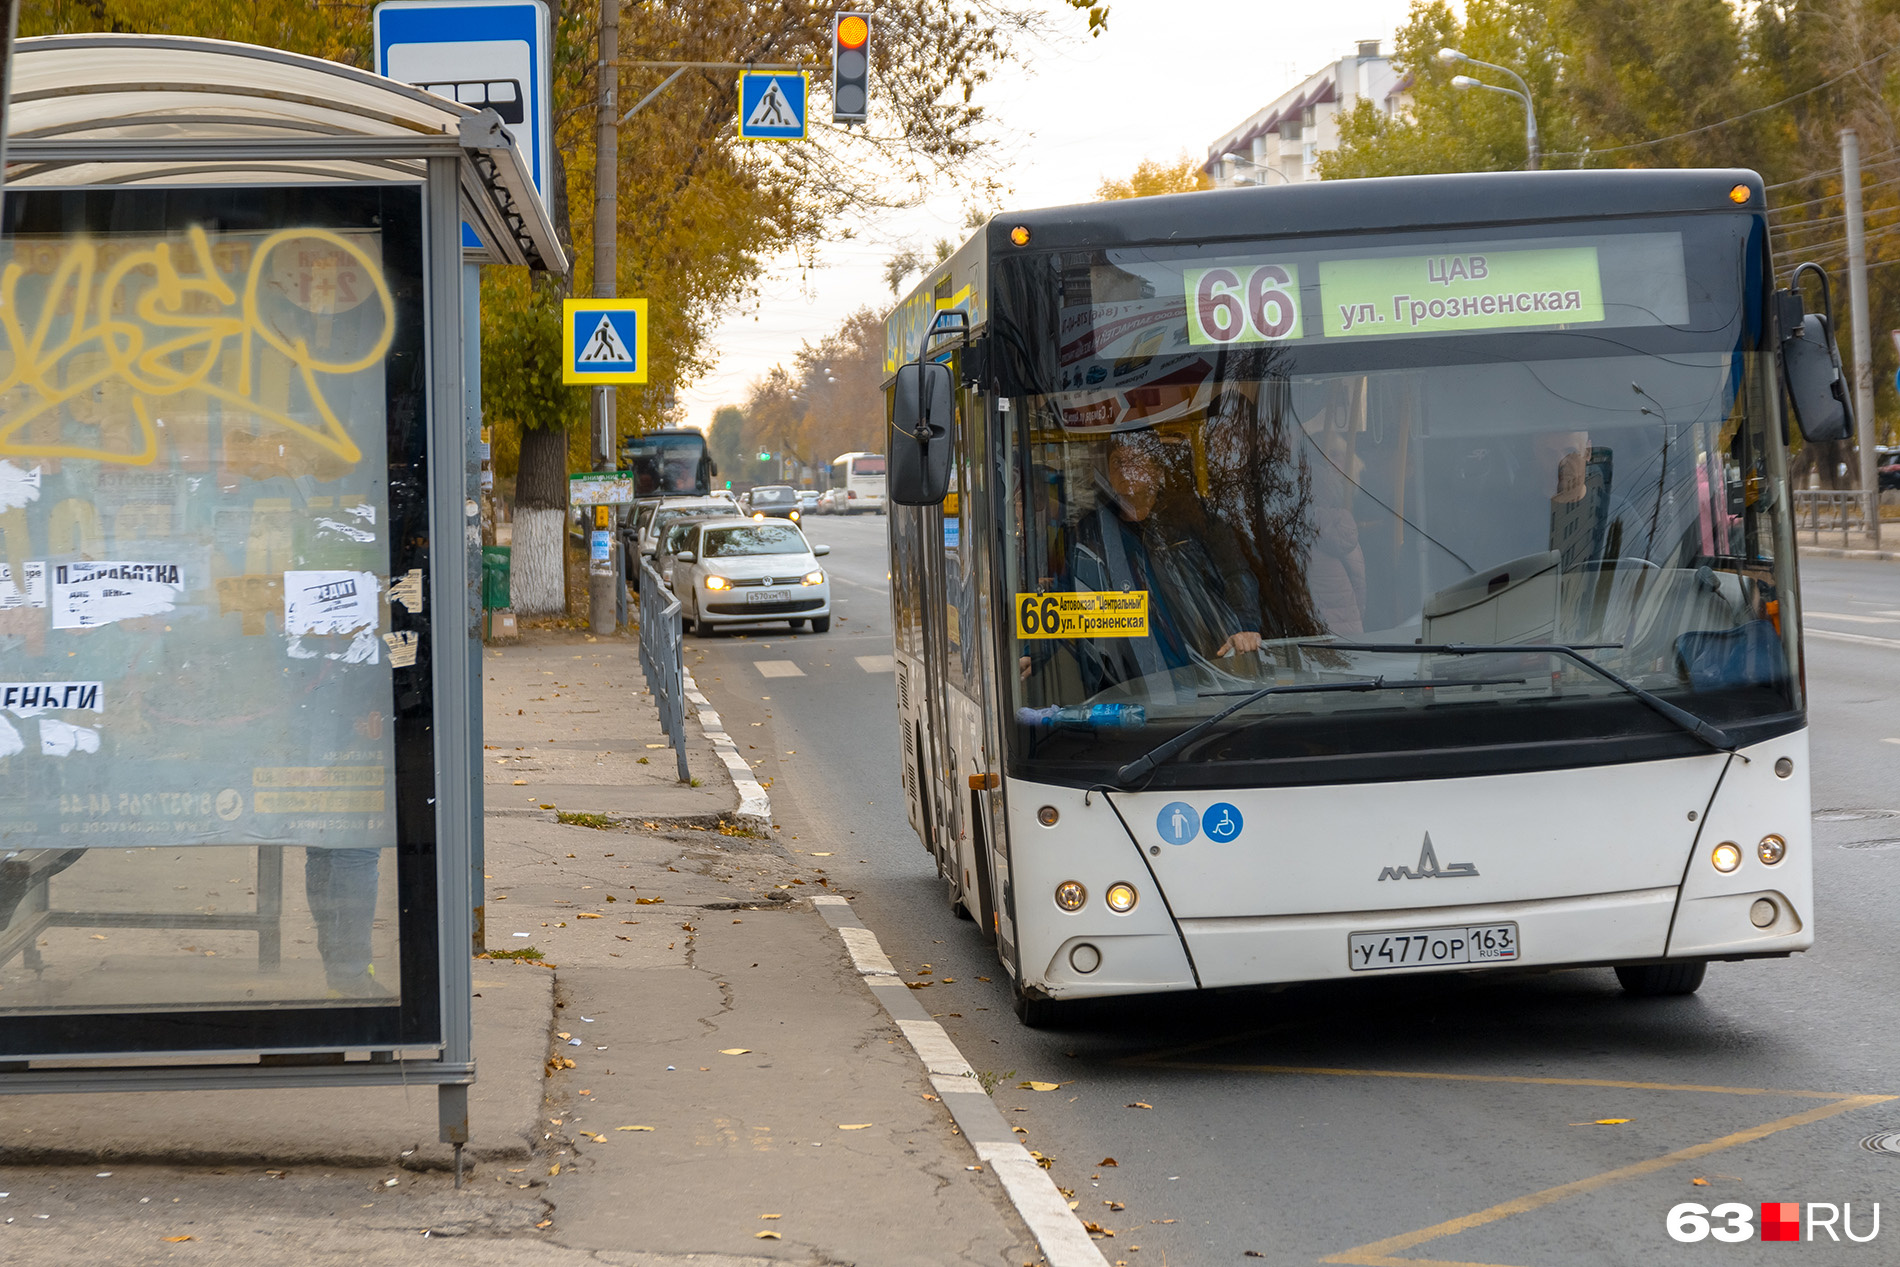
[1614,961,1707,996]
[1014,989,1068,1029]
[809,616,832,633]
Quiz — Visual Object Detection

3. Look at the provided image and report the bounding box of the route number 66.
[1184,264,1302,346]
[1667,1202,1754,1243]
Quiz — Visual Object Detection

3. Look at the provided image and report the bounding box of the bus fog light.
[1104,883,1138,913]
[1070,943,1101,973]
[1758,834,1786,865]
[1711,842,1742,873]
[1036,805,1059,827]
[1054,881,1086,911]
[1750,898,1779,928]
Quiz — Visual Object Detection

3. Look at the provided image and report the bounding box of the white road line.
[679,668,770,826]
[1805,611,1898,624]
[817,907,1111,1267]
[754,660,805,677]
[855,655,895,673]
[1806,627,1900,651]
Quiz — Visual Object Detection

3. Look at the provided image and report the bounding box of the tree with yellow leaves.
[1097,154,1211,201]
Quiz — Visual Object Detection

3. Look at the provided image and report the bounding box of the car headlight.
[704,576,732,591]
[752,511,765,520]
[801,569,824,586]
[789,509,800,521]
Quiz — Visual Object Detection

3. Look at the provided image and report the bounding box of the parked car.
[797,489,820,512]
[670,517,831,635]
[818,487,849,515]
[628,497,738,586]
[745,484,801,521]
[1879,447,1900,492]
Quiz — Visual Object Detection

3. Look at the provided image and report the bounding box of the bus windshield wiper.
[1111,676,1519,787]
[1308,641,1741,757]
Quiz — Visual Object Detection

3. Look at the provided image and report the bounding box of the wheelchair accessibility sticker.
[1202,802,1243,843]
[1156,802,1199,846]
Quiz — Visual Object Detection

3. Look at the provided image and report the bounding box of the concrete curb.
[683,667,772,827]
[809,894,1113,1267]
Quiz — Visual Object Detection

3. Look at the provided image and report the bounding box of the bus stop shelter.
[0,33,562,1161]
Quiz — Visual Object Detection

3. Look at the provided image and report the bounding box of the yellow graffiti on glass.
[0,226,395,467]
[1014,590,1149,639]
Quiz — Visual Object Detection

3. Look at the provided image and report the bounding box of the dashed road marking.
[1805,610,1898,623]
[754,660,805,678]
[1806,627,1900,650]
[855,655,895,673]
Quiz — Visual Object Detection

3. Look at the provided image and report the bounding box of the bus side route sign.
[563,298,648,384]
[1015,590,1149,639]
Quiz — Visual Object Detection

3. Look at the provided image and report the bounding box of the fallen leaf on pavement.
[906,981,932,989]
[1100,1157,1119,1166]
[548,1164,560,1176]
[578,913,602,919]
[1692,1177,1710,1186]
[1083,1222,1112,1236]
[1126,1102,1153,1110]
[1019,1081,1061,1091]
[810,852,833,856]
[1068,1201,1080,1210]
[1104,1200,1126,1211]
[581,1132,606,1143]
[512,779,527,786]
[838,1123,872,1130]
[634,897,665,904]
[720,1048,751,1055]
[163,1236,193,1243]
[616,1125,654,1131]
[760,1213,782,1219]
[557,1032,571,1040]
[755,1231,781,1239]
[1570,1118,1632,1126]
[1245,1252,1265,1258]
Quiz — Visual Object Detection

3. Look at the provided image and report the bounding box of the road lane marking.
[1126,1059,1858,1099]
[855,655,895,673]
[754,660,805,677]
[1320,1093,1895,1266]
[1805,627,1900,650]
[1804,610,1899,623]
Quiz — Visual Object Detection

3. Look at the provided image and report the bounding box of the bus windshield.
[1000,217,1799,783]
[626,431,711,497]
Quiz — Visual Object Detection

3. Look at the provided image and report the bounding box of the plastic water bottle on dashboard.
[1015,703,1147,730]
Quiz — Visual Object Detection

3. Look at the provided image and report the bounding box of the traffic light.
[831,11,870,124]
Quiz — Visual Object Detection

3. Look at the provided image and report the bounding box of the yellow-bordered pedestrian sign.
[737,70,808,140]
[563,298,648,384]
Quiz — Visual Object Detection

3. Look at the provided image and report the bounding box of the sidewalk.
[1796,524,1900,561]
[0,627,1048,1266]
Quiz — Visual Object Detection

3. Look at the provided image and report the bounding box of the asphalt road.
[687,523,1900,1266]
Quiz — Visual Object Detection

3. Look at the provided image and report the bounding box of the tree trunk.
[511,425,568,614]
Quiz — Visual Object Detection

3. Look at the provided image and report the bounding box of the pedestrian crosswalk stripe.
[855,655,894,673]
[755,660,805,678]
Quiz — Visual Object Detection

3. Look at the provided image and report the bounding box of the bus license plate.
[1348,923,1519,971]
[746,589,790,604]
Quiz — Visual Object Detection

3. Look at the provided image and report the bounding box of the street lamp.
[1438,47,1539,170]
[1220,152,1292,186]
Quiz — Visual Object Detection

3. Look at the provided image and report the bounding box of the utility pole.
[589,0,620,631]
[1843,127,1879,548]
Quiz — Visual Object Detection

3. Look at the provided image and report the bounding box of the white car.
[797,489,819,512]
[671,517,831,635]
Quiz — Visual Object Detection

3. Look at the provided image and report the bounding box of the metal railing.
[637,559,692,782]
[1793,488,1875,547]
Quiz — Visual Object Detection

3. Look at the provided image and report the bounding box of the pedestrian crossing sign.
[737,71,808,140]
[562,298,648,384]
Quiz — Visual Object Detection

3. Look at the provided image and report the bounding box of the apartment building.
[1203,40,1408,186]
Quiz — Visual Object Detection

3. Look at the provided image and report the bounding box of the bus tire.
[1614,961,1707,997]
[809,616,832,633]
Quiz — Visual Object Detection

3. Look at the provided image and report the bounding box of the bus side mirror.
[1778,264,1853,445]
[889,360,954,506]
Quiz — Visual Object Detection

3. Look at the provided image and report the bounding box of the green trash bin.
[481,546,511,611]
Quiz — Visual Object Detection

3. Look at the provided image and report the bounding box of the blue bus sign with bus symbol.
[1157,802,1199,846]
[563,299,648,384]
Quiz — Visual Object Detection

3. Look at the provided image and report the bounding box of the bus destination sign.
[1319,247,1604,337]
[1015,590,1150,640]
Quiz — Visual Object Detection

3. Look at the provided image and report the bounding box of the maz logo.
[1378,833,1479,881]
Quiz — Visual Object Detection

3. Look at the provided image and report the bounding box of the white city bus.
[883,170,1841,1025]
[827,451,887,513]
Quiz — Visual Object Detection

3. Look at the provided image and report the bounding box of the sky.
[678,0,1425,432]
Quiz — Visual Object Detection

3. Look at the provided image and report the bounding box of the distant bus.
[623,428,716,500]
[827,451,886,513]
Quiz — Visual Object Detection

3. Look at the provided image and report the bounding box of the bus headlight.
[801,569,824,586]
[705,576,732,591]
[1758,834,1786,865]
[1104,883,1138,913]
[1054,881,1086,911]
[1711,841,1743,873]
